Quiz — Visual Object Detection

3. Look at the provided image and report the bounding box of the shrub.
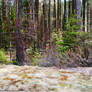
[54,14,91,53]
[12,60,19,65]
[0,50,8,63]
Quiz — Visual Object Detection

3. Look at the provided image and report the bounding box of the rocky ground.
[0,65,92,92]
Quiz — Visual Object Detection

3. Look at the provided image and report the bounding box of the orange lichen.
[60,75,68,80]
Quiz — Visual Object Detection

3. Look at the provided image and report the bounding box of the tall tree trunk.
[53,0,56,30]
[32,0,36,51]
[35,0,39,48]
[90,7,92,32]
[62,0,66,31]
[0,4,2,31]
[72,0,77,14]
[76,0,81,28]
[82,0,86,31]
[16,0,30,65]
[27,1,31,32]
[68,0,71,18]
[0,3,2,48]
[7,0,12,61]
[43,0,47,48]
[57,0,61,31]
[87,0,91,32]
[85,0,88,32]
[48,0,51,47]
[87,0,89,32]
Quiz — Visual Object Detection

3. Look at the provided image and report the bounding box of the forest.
[0,0,92,92]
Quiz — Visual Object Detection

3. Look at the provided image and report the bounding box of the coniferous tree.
[16,0,30,65]
[76,0,81,28]
[35,0,40,48]
[53,0,56,30]
[0,3,2,48]
[48,0,51,46]
[82,0,86,31]
[68,0,71,18]
[1,0,6,22]
[43,0,47,47]
[57,0,61,31]
[72,0,77,14]
[62,0,66,31]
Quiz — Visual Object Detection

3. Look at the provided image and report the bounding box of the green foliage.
[27,46,42,65]
[55,14,91,53]
[66,14,80,31]
[12,60,19,65]
[0,50,8,63]
[31,49,42,66]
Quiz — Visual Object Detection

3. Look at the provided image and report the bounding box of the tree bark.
[57,0,61,31]
[82,0,86,31]
[48,0,51,47]
[76,0,81,28]
[35,0,40,48]
[62,0,66,31]
[43,0,47,47]
[72,0,77,14]
[16,0,30,65]
[53,0,56,29]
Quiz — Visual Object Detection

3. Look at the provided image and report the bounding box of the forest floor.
[0,65,92,92]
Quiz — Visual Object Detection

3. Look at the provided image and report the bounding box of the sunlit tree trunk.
[76,0,81,28]
[85,0,88,32]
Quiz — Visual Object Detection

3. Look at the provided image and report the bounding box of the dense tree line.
[0,0,92,65]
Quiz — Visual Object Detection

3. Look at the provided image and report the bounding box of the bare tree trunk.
[57,0,59,31]
[7,0,12,61]
[0,2,2,48]
[87,0,90,32]
[35,0,40,48]
[57,0,61,31]
[16,0,30,65]
[90,8,92,32]
[48,0,51,47]
[76,0,81,29]
[82,0,85,31]
[53,0,56,30]
[43,0,47,48]
[32,0,36,51]
[62,0,66,31]
[72,0,77,14]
